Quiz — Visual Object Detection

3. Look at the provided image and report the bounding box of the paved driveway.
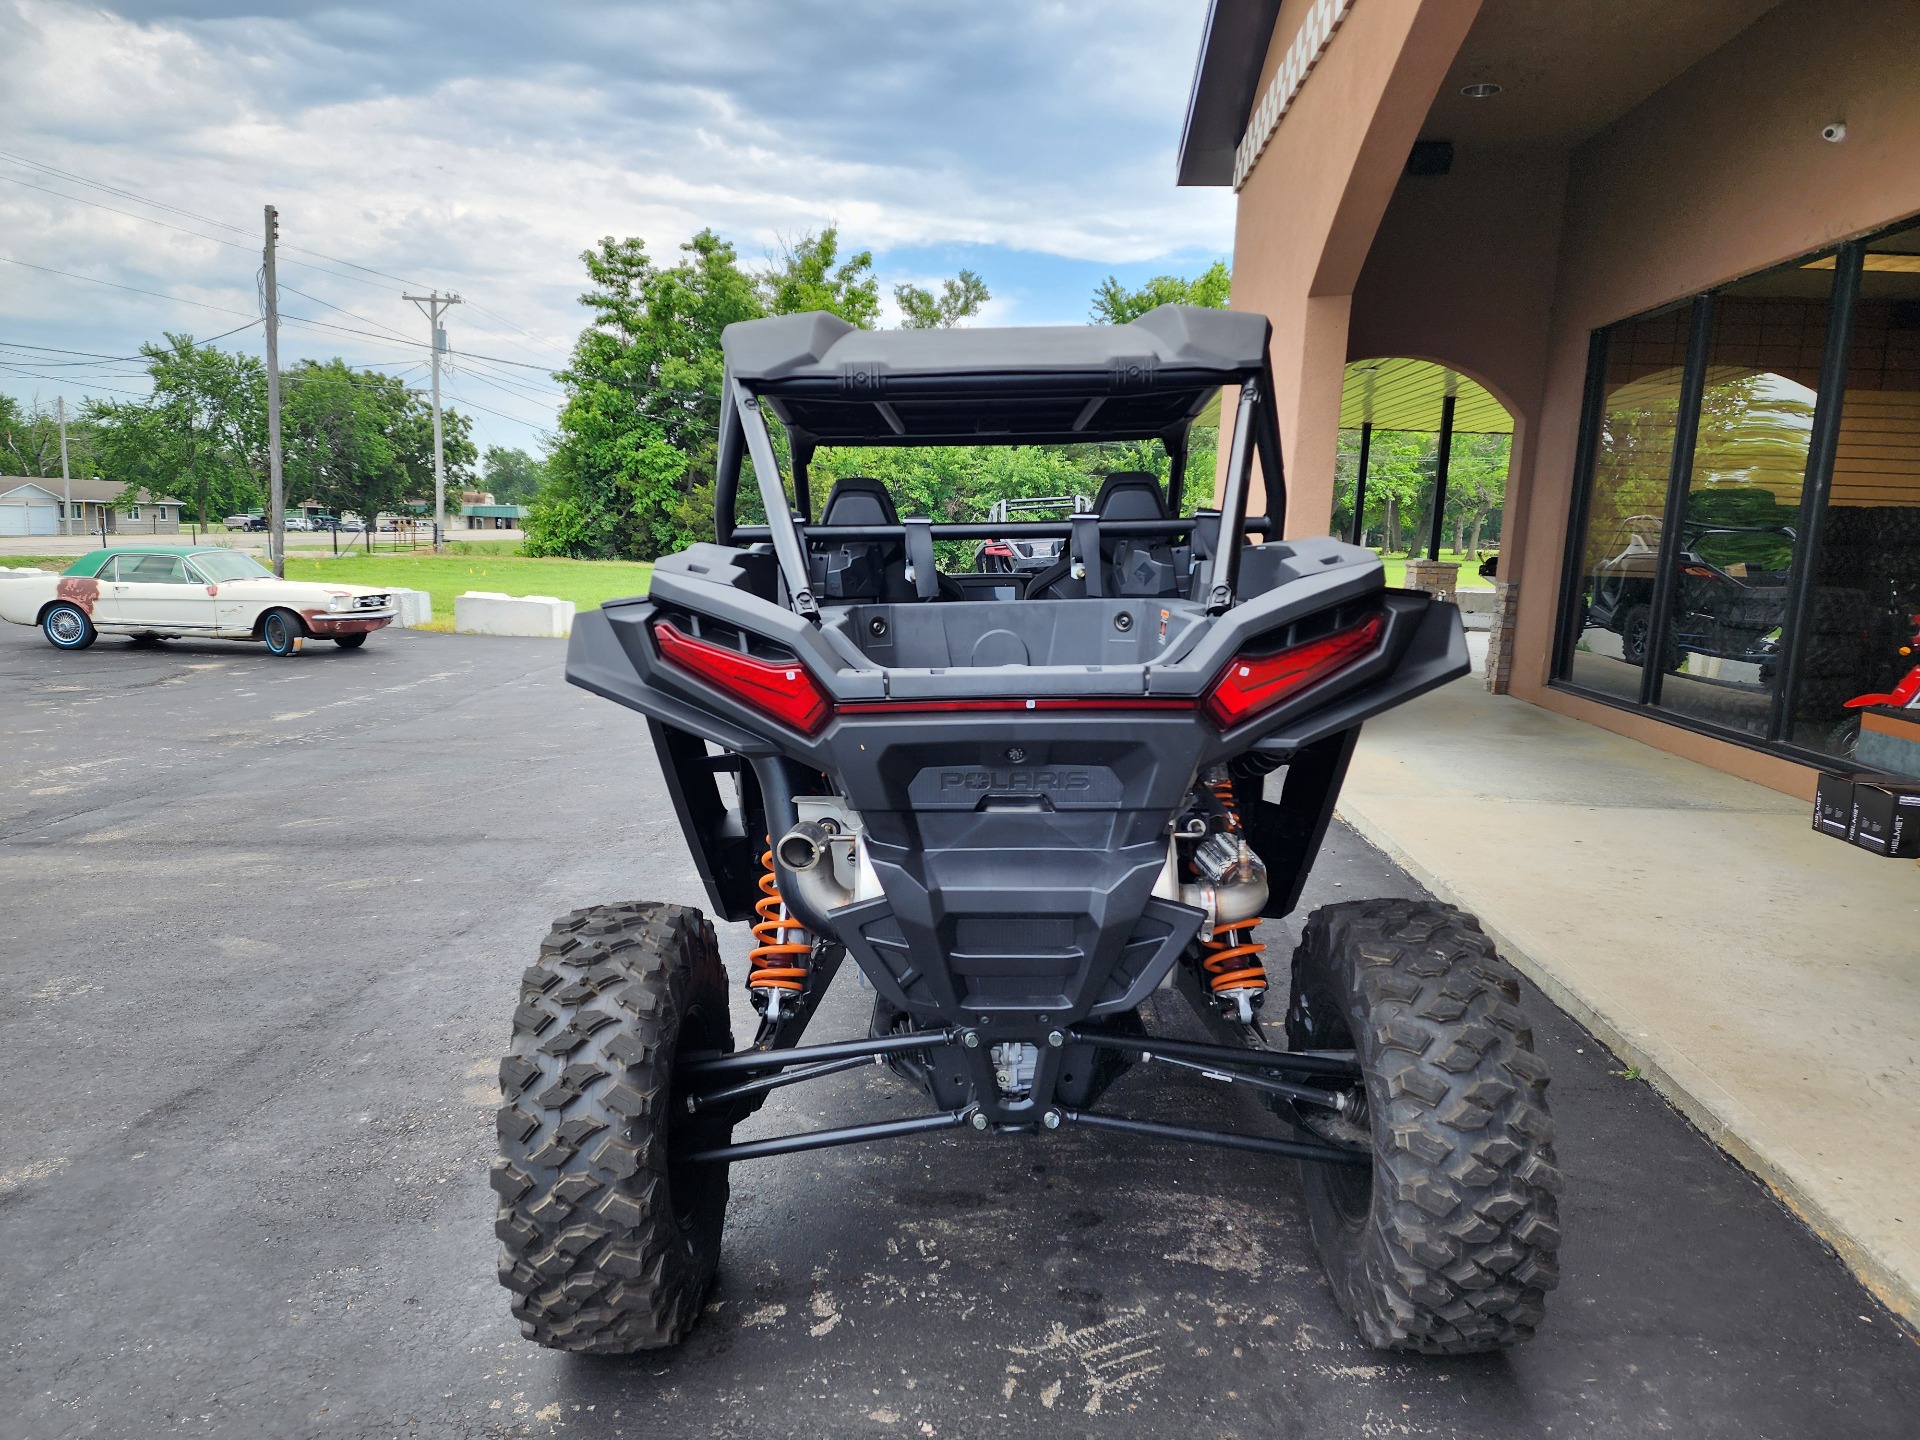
[2,625,1916,1439]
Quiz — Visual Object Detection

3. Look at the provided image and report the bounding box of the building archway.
[1340,356,1514,555]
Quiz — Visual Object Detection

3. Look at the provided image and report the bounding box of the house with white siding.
[0,477,187,537]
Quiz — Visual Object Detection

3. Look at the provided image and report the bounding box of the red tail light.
[652,621,832,736]
[1203,612,1385,729]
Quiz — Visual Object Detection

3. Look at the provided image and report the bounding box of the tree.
[280,359,472,548]
[527,225,997,560]
[481,446,546,504]
[894,269,990,329]
[2,394,98,481]
[1090,260,1232,324]
[528,230,764,560]
[760,227,880,327]
[85,334,265,533]
[1332,427,1510,556]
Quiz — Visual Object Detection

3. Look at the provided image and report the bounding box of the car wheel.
[334,633,368,650]
[262,609,305,656]
[42,602,97,651]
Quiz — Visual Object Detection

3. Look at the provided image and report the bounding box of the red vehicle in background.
[1844,612,1920,712]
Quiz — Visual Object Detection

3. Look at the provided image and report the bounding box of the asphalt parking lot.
[3,622,1918,1439]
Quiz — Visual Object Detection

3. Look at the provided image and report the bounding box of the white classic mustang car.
[0,545,397,655]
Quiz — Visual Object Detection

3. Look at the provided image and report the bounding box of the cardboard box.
[1812,771,1856,839]
[1850,781,1920,858]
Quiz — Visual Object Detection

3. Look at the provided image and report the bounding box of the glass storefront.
[1556,217,1920,780]
[1562,306,1690,706]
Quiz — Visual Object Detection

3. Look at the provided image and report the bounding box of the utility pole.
[404,290,462,553]
[264,205,286,576]
[57,396,72,538]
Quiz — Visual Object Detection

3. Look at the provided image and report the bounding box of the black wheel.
[1617,604,1680,672]
[1286,900,1561,1354]
[333,633,368,649]
[493,902,735,1353]
[1618,604,1652,666]
[261,609,304,656]
[41,601,96,650]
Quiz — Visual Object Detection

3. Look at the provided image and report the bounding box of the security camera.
[1822,122,1848,143]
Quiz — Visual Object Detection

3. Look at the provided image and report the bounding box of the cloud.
[0,0,1234,448]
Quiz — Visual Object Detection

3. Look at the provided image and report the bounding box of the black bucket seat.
[1027,472,1187,599]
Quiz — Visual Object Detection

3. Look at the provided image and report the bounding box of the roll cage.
[710,304,1288,617]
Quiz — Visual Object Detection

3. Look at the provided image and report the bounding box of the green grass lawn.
[0,556,71,571]
[285,551,653,631]
[1378,550,1495,589]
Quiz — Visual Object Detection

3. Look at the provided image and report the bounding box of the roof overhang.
[1176,0,1280,186]
[1341,359,1512,434]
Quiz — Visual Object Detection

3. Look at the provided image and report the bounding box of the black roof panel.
[723,305,1269,446]
[723,304,1269,385]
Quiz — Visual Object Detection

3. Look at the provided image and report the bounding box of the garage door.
[0,501,59,536]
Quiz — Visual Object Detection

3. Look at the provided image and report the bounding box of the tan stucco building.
[1182,0,1920,795]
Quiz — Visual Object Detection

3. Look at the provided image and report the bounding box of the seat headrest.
[818,475,898,528]
[1093,471,1168,522]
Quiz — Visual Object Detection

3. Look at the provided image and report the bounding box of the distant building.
[0,477,186,537]
[462,503,528,530]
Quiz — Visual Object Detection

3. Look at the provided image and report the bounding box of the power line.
[448,366,561,411]
[278,310,560,372]
[276,283,417,343]
[1,148,576,374]
[0,366,149,397]
[0,254,258,319]
[0,163,414,302]
[0,147,250,236]
[0,171,260,255]
[452,352,565,400]
[442,383,556,428]
[0,147,431,291]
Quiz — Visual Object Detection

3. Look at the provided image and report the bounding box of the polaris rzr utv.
[493,305,1561,1358]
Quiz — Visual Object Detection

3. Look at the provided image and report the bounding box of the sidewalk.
[1337,675,1920,1321]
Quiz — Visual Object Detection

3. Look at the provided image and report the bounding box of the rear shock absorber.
[750,841,812,1022]
[1199,771,1268,1024]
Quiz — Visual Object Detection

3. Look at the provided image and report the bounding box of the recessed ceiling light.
[1461,82,1502,99]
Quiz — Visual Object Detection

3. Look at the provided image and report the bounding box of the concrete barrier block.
[1455,590,1495,615]
[388,588,433,628]
[454,591,575,638]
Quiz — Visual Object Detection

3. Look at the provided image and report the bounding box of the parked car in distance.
[0,545,397,655]
[225,515,269,532]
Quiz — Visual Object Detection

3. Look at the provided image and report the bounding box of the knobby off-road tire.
[1286,899,1562,1354]
[493,902,735,1353]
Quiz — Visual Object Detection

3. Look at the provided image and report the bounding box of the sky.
[0,0,1235,459]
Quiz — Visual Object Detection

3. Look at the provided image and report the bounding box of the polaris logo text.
[937,769,1094,794]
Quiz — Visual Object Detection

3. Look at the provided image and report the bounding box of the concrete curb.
[1335,794,1919,1327]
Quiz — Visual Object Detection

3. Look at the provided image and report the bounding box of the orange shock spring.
[749,842,812,999]
[1199,774,1269,1001]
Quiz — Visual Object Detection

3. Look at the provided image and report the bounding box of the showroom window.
[1555,217,1920,778]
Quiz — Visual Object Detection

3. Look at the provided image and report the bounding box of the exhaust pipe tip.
[777,822,830,872]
